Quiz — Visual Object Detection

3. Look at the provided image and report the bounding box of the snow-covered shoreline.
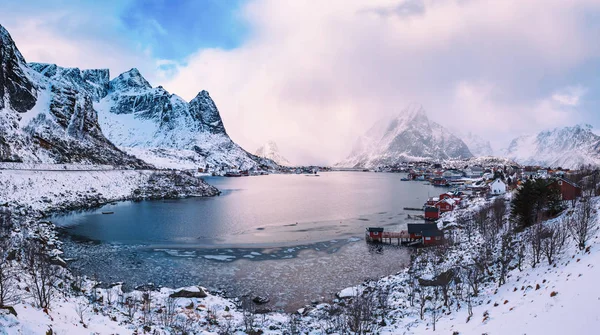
[1,168,600,334]
[0,167,219,218]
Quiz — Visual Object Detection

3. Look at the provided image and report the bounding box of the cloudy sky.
[2,0,600,165]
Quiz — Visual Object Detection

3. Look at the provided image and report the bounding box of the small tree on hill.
[568,198,598,250]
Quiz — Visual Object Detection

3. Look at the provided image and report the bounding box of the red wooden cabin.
[424,206,440,220]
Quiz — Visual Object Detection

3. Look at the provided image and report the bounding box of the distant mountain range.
[0,24,275,170]
[337,104,473,168]
[255,141,291,166]
[502,124,600,169]
[460,132,494,157]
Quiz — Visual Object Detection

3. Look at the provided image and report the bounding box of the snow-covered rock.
[255,140,291,166]
[504,124,600,168]
[0,24,147,167]
[96,68,276,170]
[337,104,473,168]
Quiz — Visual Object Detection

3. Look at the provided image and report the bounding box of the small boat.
[224,172,242,177]
[401,178,410,181]
[102,211,114,215]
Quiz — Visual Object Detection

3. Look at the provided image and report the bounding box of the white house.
[490,179,507,195]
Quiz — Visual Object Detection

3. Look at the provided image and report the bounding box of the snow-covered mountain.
[0,24,274,170]
[337,104,473,168]
[93,68,275,170]
[460,132,494,156]
[0,25,147,167]
[255,141,291,166]
[503,124,600,168]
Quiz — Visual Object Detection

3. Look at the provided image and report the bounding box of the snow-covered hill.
[337,104,473,168]
[255,141,291,166]
[504,124,600,168]
[460,132,494,156]
[0,25,147,167]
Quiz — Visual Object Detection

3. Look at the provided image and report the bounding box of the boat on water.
[400,178,410,181]
[224,172,242,177]
[102,211,114,215]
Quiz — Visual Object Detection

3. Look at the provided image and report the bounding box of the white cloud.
[3,0,600,165]
[162,0,600,164]
[552,86,588,106]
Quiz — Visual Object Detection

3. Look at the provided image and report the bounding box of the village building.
[434,198,456,212]
[547,178,582,201]
[442,169,464,180]
[424,206,440,220]
[490,179,507,195]
[365,227,384,242]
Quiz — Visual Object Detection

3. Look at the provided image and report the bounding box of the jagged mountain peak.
[337,104,472,168]
[0,24,37,114]
[255,140,291,166]
[109,68,151,92]
[0,24,27,65]
[504,124,600,168]
[29,63,110,101]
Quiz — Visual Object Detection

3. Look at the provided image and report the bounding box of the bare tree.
[527,222,546,268]
[0,239,16,307]
[124,296,139,320]
[542,218,569,265]
[345,292,376,334]
[497,232,514,286]
[464,264,484,297]
[428,287,444,332]
[491,198,508,235]
[240,296,256,333]
[74,298,90,327]
[568,198,598,250]
[141,288,153,326]
[159,296,179,328]
[25,242,59,309]
[417,288,427,320]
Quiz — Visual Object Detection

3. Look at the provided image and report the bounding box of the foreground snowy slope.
[504,124,600,168]
[0,25,147,167]
[337,104,473,168]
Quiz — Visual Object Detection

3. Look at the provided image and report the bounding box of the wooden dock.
[365,230,416,245]
[403,207,423,211]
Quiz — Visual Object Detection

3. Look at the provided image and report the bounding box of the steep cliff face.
[1,23,271,170]
[337,104,473,168]
[0,24,148,167]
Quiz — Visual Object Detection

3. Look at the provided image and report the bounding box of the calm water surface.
[55,172,440,311]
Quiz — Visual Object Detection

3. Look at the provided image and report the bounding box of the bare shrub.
[542,218,569,265]
[25,242,59,309]
[0,239,16,307]
[568,198,598,250]
[345,291,376,334]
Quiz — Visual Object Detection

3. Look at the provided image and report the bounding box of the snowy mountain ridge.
[504,124,600,168]
[337,104,473,168]
[460,131,494,157]
[0,24,147,167]
[0,24,274,170]
[255,141,291,166]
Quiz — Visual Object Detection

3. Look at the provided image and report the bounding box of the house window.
[373,232,379,235]
[558,181,563,186]
[425,237,431,241]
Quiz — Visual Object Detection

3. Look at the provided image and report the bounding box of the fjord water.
[55,172,439,311]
